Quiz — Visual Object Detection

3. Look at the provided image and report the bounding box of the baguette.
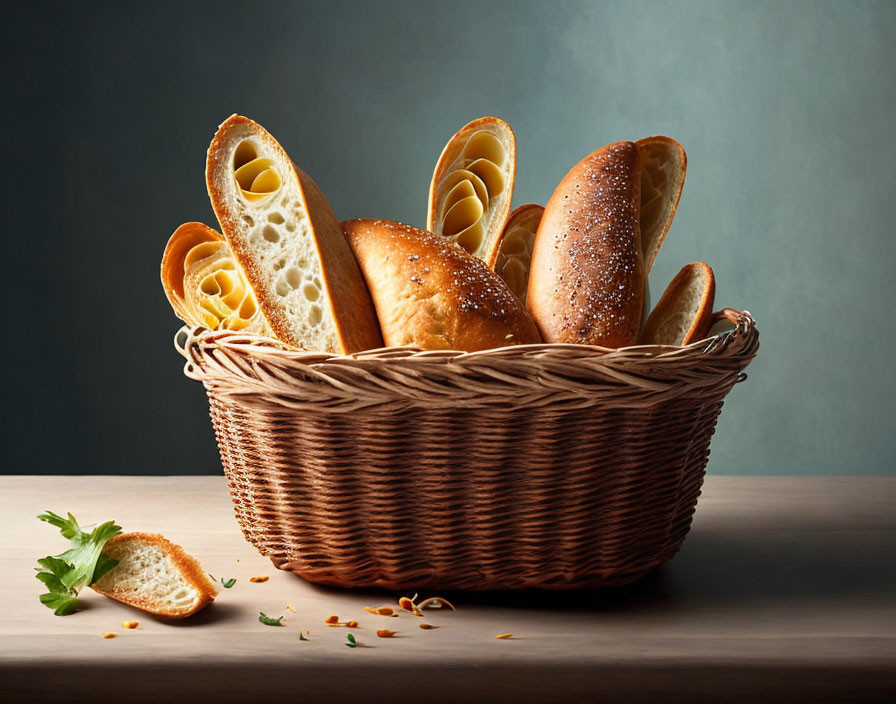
[160,221,273,335]
[91,533,217,618]
[527,142,644,347]
[341,219,540,351]
[206,115,382,353]
[492,204,544,304]
[636,136,687,273]
[426,116,516,263]
[640,262,715,345]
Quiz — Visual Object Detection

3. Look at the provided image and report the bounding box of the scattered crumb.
[102,632,116,639]
[121,621,139,629]
[346,620,359,628]
[376,629,397,638]
[286,605,297,613]
[325,615,339,624]
[495,633,513,639]
[249,576,269,583]
[419,623,439,630]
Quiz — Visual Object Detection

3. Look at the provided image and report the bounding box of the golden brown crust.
[527,142,644,347]
[206,115,382,353]
[341,219,541,351]
[91,532,218,619]
[492,204,544,302]
[160,222,223,323]
[636,136,687,273]
[640,262,715,345]
[426,116,516,263]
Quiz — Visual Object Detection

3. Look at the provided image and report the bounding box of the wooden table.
[2,476,894,703]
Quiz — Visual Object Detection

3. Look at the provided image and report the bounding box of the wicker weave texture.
[179,311,758,590]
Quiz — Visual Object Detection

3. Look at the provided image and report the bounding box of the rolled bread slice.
[91,533,217,618]
[492,204,544,304]
[206,115,382,353]
[636,136,687,273]
[341,219,541,351]
[161,221,273,335]
[639,262,715,345]
[527,142,644,347]
[426,116,516,264]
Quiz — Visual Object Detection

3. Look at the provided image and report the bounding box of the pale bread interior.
[638,138,685,272]
[180,237,270,334]
[642,267,710,345]
[493,207,543,303]
[94,537,211,617]
[211,125,337,351]
[430,125,514,259]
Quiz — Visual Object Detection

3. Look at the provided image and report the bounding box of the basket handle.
[173,326,207,380]
[711,308,744,326]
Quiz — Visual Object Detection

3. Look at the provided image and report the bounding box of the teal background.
[4,0,894,475]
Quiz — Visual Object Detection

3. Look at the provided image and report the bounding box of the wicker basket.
[176,309,758,590]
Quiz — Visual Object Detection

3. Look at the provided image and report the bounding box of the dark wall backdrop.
[4,1,895,475]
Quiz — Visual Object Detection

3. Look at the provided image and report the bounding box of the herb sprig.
[35,511,122,615]
[259,612,284,626]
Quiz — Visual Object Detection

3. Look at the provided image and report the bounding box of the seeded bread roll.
[640,262,715,345]
[91,533,217,618]
[160,222,273,335]
[426,116,516,264]
[492,204,544,304]
[206,115,382,353]
[341,219,540,351]
[527,142,644,347]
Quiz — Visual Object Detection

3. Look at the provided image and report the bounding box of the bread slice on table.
[161,221,273,335]
[527,142,644,348]
[636,136,687,273]
[492,204,544,304]
[206,114,382,353]
[91,533,217,618]
[426,116,516,264]
[640,262,715,345]
[342,219,541,351]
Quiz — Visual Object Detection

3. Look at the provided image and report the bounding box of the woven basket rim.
[174,309,757,411]
[175,309,756,367]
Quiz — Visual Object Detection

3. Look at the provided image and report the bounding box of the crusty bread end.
[91,533,217,618]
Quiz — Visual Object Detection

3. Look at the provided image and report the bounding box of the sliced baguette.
[426,116,516,264]
[492,204,544,304]
[206,114,382,353]
[527,142,644,347]
[636,136,687,273]
[342,219,540,351]
[161,221,273,335]
[639,262,715,345]
[91,533,217,618]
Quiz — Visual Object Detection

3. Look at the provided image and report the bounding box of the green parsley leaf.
[220,577,236,589]
[345,633,357,648]
[35,511,122,616]
[259,612,284,626]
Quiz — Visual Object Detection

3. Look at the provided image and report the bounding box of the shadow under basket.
[176,309,758,590]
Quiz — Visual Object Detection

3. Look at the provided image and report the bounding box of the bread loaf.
[160,221,273,335]
[206,115,382,353]
[492,204,543,304]
[91,533,217,618]
[640,262,715,345]
[426,117,516,264]
[342,219,540,351]
[636,136,687,273]
[527,142,644,347]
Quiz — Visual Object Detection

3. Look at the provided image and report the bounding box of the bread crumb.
[495,633,513,639]
[249,576,269,583]
[376,629,397,638]
[102,632,116,639]
[419,623,439,630]
[121,621,139,629]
